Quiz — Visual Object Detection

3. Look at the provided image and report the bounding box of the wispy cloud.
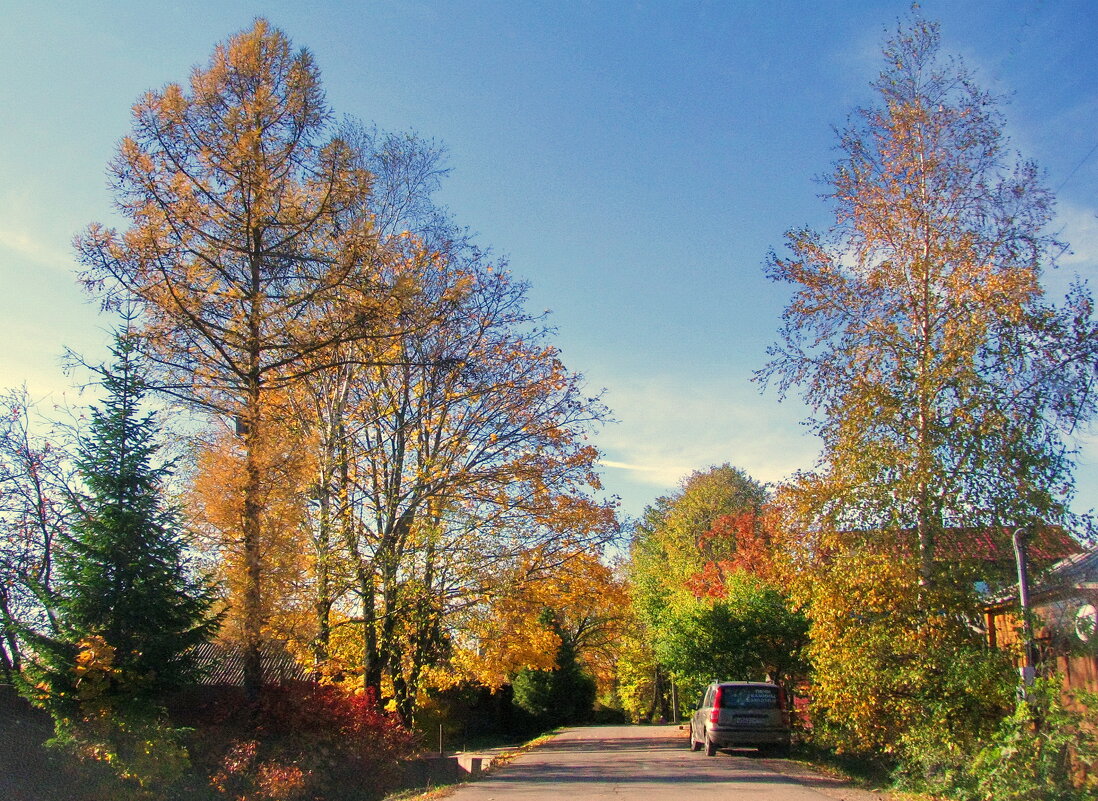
[599,459,675,473]
[597,455,697,489]
[0,227,74,273]
[593,373,819,509]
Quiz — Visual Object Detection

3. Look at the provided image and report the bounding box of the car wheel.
[704,733,717,757]
[689,729,702,751]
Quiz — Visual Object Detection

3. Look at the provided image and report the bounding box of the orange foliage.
[188,409,317,651]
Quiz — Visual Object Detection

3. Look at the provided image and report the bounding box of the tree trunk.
[241,390,265,703]
[313,484,332,673]
[649,664,668,723]
[0,590,18,681]
[360,568,381,697]
[377,511,415,713]
[0,593,19,668]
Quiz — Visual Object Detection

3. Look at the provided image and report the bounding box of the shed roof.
[189,642,309,686]
[984,547,1098,609]
[1035,549,1098,593]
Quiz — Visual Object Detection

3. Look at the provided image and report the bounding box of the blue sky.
[2,1,1096,521]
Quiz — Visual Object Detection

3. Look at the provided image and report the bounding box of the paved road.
[448,725,887,801]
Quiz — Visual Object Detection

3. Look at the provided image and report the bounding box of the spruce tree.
[511,609,596,727]
[25,331,218,712]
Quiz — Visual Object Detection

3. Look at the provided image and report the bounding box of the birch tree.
[758,13,1097,756]
[0,389,75,677]
[759,16,1097,583]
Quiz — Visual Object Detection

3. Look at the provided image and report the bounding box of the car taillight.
[709,686,722,725]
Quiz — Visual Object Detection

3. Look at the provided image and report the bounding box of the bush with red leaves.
[192,684,415,801]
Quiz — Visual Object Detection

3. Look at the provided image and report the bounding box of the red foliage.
[252,685,407,745]
[687,511,781,598]
[686,559,732,599]
[193,684,415,800]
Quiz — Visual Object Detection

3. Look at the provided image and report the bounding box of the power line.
[1055,140,1098,194]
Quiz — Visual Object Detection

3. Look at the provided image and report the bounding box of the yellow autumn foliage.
[450,552,626,694]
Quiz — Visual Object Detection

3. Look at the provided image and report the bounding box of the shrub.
[511,609,598,729]
[890,645,1015,793]
[27,638,200,801]
[963,680,1098,801]
[511,664,596,728]
[47,701,199,801]
[894,677,1098,801]
[194,684,415,801]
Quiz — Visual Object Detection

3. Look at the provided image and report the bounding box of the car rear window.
[719,686,779,709]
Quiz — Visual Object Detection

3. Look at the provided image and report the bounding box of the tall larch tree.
[76,20,405,699]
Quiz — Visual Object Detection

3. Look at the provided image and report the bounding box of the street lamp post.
[1012,527,1038,692]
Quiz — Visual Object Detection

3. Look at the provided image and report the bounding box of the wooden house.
[984,548,1098,695]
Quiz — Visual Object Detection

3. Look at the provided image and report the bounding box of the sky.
[2,0,1097,523]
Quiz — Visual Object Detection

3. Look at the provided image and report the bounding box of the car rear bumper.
[708,727,790,748]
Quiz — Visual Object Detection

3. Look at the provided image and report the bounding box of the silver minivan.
[689,681,791,756]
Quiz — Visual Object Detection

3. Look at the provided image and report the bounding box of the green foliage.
[22,333,218,715]
[511,665,597,728]
[512,610,597,726]
[14,332,220,799]
[624,465,807,720]
[966,682,1098,801]
[655,572,808,706]
[896,679,1098,801]
[613,626,665,723]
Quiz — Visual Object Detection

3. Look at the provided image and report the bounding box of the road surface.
[447,725,887,800]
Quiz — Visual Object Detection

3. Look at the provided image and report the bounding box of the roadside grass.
[786,742,941,801]
[383,786,455,801]
[383,730,559,801]
[789,741,894,787]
